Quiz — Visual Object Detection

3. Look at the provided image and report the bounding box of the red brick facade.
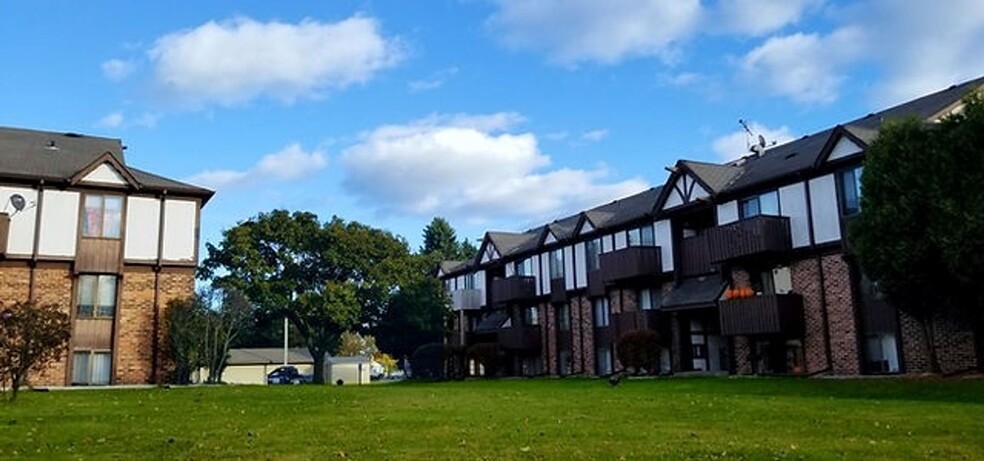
[1,264,195,387]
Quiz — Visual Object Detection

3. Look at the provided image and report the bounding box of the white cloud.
[339,113,647,220]
[713,0,820,36]
[97,112,125,128]
[579,129,608,142]
[853,0,984,106]
[101,59,135,82]
[408,67,459,93]
[739,27,864,104]
[186,143,327,189]
[487,0,702,65]
[148,15,404,106]
[711,122,795,162]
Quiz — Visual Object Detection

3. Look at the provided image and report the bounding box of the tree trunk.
[311,348,326,384]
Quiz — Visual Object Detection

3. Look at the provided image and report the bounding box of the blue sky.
[2,1,983,251]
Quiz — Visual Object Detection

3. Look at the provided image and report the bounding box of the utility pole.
[283,317,289,366]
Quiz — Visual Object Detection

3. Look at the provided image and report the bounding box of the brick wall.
[0,265,31,302]
[31,266,73,386]
[116,270,156,384]
[791,258,831,374]
[821,255,860,375]
[900,306,979,375]
[733,336,753,375]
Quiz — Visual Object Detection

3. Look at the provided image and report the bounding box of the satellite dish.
[10,194,26,211]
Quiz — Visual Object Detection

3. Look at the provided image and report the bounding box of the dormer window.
[82,194,123,238]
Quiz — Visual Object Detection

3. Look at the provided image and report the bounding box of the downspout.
[28,179,45,302]
[151,191,167,384]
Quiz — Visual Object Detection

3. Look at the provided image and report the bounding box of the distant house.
[199,348,372,385]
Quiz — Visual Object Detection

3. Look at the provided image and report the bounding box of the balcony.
[498,325,542,351]
[451,288,484,310]
[490,276,537,305]
[719,293,804,336]
[611,310,663,341]
[707,215,792,263]
[550,278,568,304]
[599,246,662,283]
[586,269,605,297]
[679,234,713,276]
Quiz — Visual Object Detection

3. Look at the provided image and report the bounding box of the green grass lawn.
[2,377,983,460]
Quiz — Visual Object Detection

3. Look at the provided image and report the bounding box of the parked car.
[266,366,308,385]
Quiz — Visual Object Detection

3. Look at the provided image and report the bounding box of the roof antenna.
[738,119,774,157]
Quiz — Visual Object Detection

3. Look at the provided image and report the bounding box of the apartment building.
[0,127,213,386]
[439,76,984,377]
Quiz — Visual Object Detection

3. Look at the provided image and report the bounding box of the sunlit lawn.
[1,377,983,460]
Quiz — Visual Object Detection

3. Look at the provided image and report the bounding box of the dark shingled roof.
[583,187,662,229]
[718,75,984,195]
[681,161,743,194]
[546,214,581,240]
[487,231,541,258]
[440,260,471,275]
[0,126,213,200]
[474,310,510,333]
[661,275,726,310]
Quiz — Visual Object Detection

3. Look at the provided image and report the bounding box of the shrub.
[0,301,71,401]
[410,343,447,379]
[615,330,662,375]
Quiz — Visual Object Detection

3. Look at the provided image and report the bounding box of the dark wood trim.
[68,151,141,190]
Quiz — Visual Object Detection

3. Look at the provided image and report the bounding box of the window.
[463,273,475,290]
[82,195,123,238]
[839,166,863,215]
[739,190,780,219]
[627,225,656,247]
[593,297,610,327]
[77,275,118,318]
[550,249,565,279]
[514,258,532,277]
[524,306,539,326]
[596,346,613,375]
[72,351,111,385]
[585,239,601,271]
[639,288,661,310]
[557,305,571,331]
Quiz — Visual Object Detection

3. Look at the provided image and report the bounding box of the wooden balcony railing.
[707,215,792,263]
[490,276,537,305]
[599,246,662,283]
[679,234,713,276]
[719,293,804,336]
[451,288,484,310]
[498,325,542,351]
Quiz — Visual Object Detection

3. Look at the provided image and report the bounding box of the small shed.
[325,356,372,385]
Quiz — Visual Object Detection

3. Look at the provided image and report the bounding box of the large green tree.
[420,217,479,266]
[376,276,450,362]
[851,91,984,372]
[200,210,413,383]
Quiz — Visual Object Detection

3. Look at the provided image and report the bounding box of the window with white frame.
[464,273,476,290]
[596,346,613,375]
[514,258,533,277]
